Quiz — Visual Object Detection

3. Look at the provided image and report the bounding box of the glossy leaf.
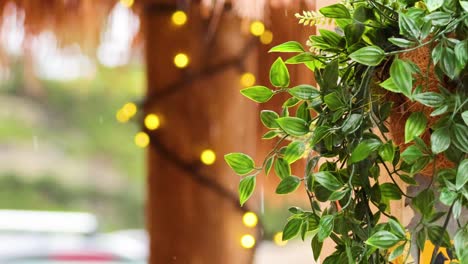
[431,127,451,154]
[413,92,445,107]
[276,176,301,194]
[314,171,342,191]
[282,218,302,240]
[260,110,279,129]
[319,4,350,18]
[241,86,274,103]
[274,158,291,179]
[317,215,334,242]
[391,59,413,99]
[239,176,256,206]
[405,112,427,143]
[349,46,385,66]
[456,159,468,190]
[289,85,320,100]
[270,57,290,87]
[366,231,401,249]
[225,153,255,175]
[276,117,309,136]
[284,141,306,164]
[379,141,395,162]
[269,41,305,53]
[350,139,382,163]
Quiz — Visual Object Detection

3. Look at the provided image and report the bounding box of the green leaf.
[391,59,413,99]
[341,113,362,134]
[324,92,344,111]
[405,112,427,143]
[285,52,316,64]
[413,92,445,107]
[238,176,256,206]
[349,46,385,66]
[314,171,342,191]
[344,23,365,46]
[425,11,451,26]
[260,110,279,129]
[350,139,382,163]
[425,0,444,12]
[389,243,406,261]
[274,158,290,179]
[262,131,277,139]
[461,0,468,12]
[462,111,468,126]
[311,236,323,262]
[283,97,300,108]
[319,29,343,47]
[319,4,350,18]
[440,187,458,205]
[284,141,306,164]
[366,231,401,249]
[225,153,255,175]
[282,218,302,240]
[264,156,274,176]
[276,117,309,136]
[401,145,423,164]
[388,219,406,238]
[451,123,468,153]
[288,85,320,100]
[240,86,274,103]
[416,229,426,251]
[431,127,451,154]
[317,215,334,242]
[399,12,420,40]
[379,77,400,93]
[454,228,468,262]
[269,41,305,53]
[456,159,468,191]
[270,57,290,87]
[388,37,415,48]
[412,189,434,216]
[427,225,450,248]
[276,176,301,194]
[454,40,468,67]
[380,183,402,200]
[328,189,348,201]
[379,141,395,162]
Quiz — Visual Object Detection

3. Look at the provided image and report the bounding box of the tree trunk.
[142,1,257,263]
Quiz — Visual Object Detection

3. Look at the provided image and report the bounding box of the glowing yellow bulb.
[240,72,255,87]
[144,114,161,130]
[171,11,187,26]
[250,21,265,36]
[260,30,273,45]
[120,0,134,8]
[122,102,137,118]
[273,232,288,246]
[240,234,256,249]
[134,132,150,148]
[200,149,216,165]
[174,53,189,68]
[116,109,129,123]
[242,212,258,228]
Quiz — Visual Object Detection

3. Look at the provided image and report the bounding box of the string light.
[273,232,288,246]
[120,0,134,8]
[171,11,187,26]
[242,212,258,228]
[260,30,273,45]
[122,102,137,118]
[116,109,129,123]
[134,132,150,148]
[145,114,161,130]
[240,234,255,249]
[200,149,216,165]
[240,72,255,87]
[174,53,189,68]
[250,21,265,36]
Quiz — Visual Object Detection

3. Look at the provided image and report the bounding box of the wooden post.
[142,1,257,263]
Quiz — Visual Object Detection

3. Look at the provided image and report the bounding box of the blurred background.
[0,0,326,263]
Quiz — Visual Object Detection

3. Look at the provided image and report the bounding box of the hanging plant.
[226,0,467,263]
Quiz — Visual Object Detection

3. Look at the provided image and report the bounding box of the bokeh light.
[260,30,273,45]
[273,232,288,246]
[134,132,150,148]
[171,11,187,26]
[122,102,137,118]
[240,72,255,87]
[240,234,256,249]
[200,149,216,165]
[250,21,265,36]
[116,109,129,123]
[144,114,160,130]
[174,53,189,68]
[242,212,258,228]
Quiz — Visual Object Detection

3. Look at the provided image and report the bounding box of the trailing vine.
[225,0,467,263]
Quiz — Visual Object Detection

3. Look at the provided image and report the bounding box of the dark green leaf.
[350,139,381,163]
[238,175,256,206]
[452,123,468,153]
[282,218,302,240]
[274,158,290,179]
[284,141,306,164]
[416,229,426,251]
[289,85,320,100]
[366,231,401,249]
[269,41,305,53]
[276,176,301,194]
[391,59,413,99]
[401,145,423,164]
[349,46,385,66]
[405,112,427,143]
[270,57,290,87]
[413,92,445,107]
[319,29,342,47]
[324,92,344,110]
[380,183,402,200]
[276,117,309,136]
[399,12,420,39]
[328,189,348,201]
[342,113,362,134]
[344,23,364,46]
[311,236,323,262]
[314,171,342,191]
[440,48,458,79]
[225,153,255,175]
[427,225,451,248]
[431,127,451,154]
[319,4,350,18]
[412,189,434,216]
[317,215,334,242]
[241,86,274,103]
